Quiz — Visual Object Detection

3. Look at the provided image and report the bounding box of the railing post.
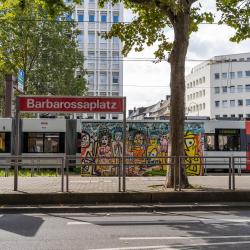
[61,156,64,193]
[232,156,235,190]
[178,156,182,191]
[66,155,69,192]
[118,157,121,192]
[228,157,232,190]
[174,156,177,191]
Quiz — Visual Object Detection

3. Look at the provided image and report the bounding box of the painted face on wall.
[115,132,122,142]
[81,132,90,148]
[134,133,144,146]
[101,135,109,146]
[184,132,197,156]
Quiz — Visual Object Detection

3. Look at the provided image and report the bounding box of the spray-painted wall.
[80,121,204,176]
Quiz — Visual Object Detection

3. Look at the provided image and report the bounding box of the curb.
[1,203,250,214]
[2,191,250,206]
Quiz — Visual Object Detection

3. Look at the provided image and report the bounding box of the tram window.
[44,134,59,153]
[25,133,61,153]
[204,134,215,151]
[218,134,240,151]
[0,132,11,153]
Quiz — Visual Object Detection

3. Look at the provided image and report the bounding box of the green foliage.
[0,0,87,96]
[100,0,215,61]
[217,0,250,42]
[99,0,248,60]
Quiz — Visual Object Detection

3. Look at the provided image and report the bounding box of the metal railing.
[0,155,249,192]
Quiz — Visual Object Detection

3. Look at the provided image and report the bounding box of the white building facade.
[185,52,250,119]
[71,0,124,119]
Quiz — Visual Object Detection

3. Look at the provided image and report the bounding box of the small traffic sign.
[18,69,24,93]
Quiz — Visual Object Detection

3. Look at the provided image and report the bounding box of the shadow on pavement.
[0,214,44,237]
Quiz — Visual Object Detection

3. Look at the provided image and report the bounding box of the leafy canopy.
[0,0,87,96]
[99,0,249,60]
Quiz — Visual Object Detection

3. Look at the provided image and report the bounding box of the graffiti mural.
[80,121,204,176]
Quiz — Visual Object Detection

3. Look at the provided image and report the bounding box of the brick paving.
[1,175,250,193]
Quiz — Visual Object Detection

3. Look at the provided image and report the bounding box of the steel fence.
[0,155,249,192]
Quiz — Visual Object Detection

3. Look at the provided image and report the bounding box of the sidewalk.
[0,175,249,193]
[1,175,250,209]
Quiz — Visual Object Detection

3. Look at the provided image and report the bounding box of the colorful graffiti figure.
[128,131,146,175]
[96,126,114,176]
[147,135,159,165]
[80,130,95,176]
[184,131,204,176]
[112,127,123,157]
[157,134,169,171]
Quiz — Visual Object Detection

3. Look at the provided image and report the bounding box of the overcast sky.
[122,1,250,112]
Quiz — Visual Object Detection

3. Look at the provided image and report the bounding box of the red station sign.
[19,96,124,113]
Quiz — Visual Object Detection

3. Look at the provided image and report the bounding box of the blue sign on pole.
[18,69,24,93]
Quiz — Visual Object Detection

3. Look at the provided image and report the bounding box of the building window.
[78,13,84,22]
[113,36,119,44]
[238,99,243,106]
[246,71,250,77]
[229,86,235,93]
[246,114,250,118]
[215,115,220,119]
[237,71,243,78]
[223,115,228,118]
[100,72,107,84]
[203,89,205,96]
[246,84,250,92]
[230,100,235,107]
[239,114,243,118]
[222,100,228,108]
[100,51,107,65]
[89,12,95,22]
[88,32,95,43]
[222,86,227,93]
[237,85,243,92]
[112,52,119,64]
[202,76,205,83]
[113,14,119,23]
[214,87,220,94]
[229,72,235,79]
[112,72,119,84]
[215,101,220,107]
[203,103,205,109]
[246,99,250,106]
[88,51,95,61]
[77,31,84,45]
[222,72,227,79]
[87,72,94,85]
[101,13,107,22]
[239,58,244,62]
[231,114,235,118]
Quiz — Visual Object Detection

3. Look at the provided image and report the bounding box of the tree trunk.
[166,8,190,188]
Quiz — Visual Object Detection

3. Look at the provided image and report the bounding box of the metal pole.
[14,96,20,191]
[61,157,65,192]
[174,157,176,191]
[118,157,121,192]
[178,157,181,191]
[66,156,69,192]
[122,97,126,192]
[232,157,235,190]
[228,157,232,190]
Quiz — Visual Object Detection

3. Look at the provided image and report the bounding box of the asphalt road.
[1,210,250,249]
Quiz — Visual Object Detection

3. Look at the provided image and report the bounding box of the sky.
[122,1,250,112]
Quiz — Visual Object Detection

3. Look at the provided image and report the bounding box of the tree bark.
[166,6,191,188]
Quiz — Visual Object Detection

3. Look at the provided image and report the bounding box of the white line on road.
[89,241,250,250]
[67,221,92,225]
[120,235,250,240]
